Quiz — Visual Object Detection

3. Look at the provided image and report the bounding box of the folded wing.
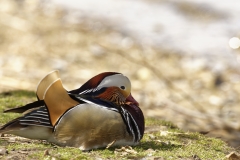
[36,70,79,126]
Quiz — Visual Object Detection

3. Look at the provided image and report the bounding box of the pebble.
[0,148,7,155]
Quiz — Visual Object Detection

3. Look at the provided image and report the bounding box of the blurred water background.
[0,0,240,148]
[53,0,240,61]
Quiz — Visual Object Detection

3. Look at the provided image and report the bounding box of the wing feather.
[36,70,79,126]
[4,100,45,113]
[0,106,53,135]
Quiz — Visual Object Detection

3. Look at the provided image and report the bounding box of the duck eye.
[120,86,125,90]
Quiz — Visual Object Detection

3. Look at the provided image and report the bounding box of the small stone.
[0,148,7,155]
[146,148,156,157]
[226,152,240,160]
[160,131,169,136]
[44,149,50,156]
[149,134,156,140]
[192,154,201,160]
[8,137,16,143]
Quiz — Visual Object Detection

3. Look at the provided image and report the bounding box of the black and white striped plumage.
[0,71,145,150]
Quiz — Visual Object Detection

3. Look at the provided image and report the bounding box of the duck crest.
[70,72,120,94]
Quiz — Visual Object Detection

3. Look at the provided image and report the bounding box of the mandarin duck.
[0,71,144,150]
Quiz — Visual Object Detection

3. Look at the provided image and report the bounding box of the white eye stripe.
[97,74,131,91]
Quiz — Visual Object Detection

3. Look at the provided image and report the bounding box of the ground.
[0,91,237,159]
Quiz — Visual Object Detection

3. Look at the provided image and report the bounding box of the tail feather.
[0,117,23,134]
[4,100,45,114]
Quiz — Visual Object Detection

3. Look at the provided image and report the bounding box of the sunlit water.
[53,0,240,66]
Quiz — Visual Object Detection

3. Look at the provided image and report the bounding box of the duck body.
[54,103,136,150]
[0,71,144,150]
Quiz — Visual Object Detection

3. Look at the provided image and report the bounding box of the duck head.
[70,72,139,106]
